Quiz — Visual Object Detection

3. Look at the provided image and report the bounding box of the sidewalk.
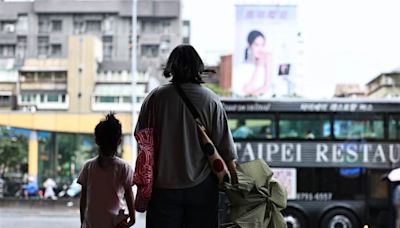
[0,197,79,209]
[0,197,146,227]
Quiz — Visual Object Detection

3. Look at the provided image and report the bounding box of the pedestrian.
[43,177,57,200]
[77,113,135,228]
[136,44,238,228]
[22,176,38,199]
[393,183,400,228]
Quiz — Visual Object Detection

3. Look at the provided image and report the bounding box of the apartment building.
[0,0,182,112]
[366,70,400,98]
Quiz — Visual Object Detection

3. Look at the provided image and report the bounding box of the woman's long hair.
[244,30,265,61]
[163,44,205,84]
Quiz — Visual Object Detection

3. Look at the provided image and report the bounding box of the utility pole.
[131,0,138,167]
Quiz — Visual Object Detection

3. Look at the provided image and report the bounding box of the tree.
[204,83,228,97]
[0,127,28,177]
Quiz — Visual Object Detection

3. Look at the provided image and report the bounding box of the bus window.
[334,114,384,140]
[297,168,366,201]
[279,114,331,139]
[227,113,275,139]
[369,170,389,200]
[389,115,400,140]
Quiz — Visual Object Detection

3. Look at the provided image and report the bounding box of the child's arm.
[124,187,136,227]
[80,186,87,225]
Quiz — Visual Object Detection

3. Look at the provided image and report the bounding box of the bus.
[222,98,400,228]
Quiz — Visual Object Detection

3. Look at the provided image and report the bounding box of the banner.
[233,5,298,98]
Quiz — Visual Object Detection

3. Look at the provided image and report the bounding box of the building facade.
[333,84,366,98]
[0,0,182,113]
[0,0,182,185]
[366,71,400,98]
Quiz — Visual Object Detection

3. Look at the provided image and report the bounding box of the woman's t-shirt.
[136,83,237,189]
[77,156,134,228]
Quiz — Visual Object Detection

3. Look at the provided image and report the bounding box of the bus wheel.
[283,208,307,228]
[321,209,359,228]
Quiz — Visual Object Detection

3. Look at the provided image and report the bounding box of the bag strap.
[172,83,204,127]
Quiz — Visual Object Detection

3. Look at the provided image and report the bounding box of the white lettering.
[257,143,264,160]
[346,144,358,163]
[241,143,255,161]
[316,144,328,162]
[332,144,345,162]
[362,144,371,163]
[266,143,279,161]
[296,144,302,162]
[282,144,295,162]
[389,144,400,163]
[372,145,386,163]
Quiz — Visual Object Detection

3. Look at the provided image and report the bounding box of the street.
[0,206,146,228]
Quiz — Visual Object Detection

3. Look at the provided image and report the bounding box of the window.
[334,114,384,140]
[38,16,50,33]
[95,96,119,103]
[0,45,16,57]
[51,20,62,32]
[389,115,400,140]
[50,44,62,57]
[122,96,132,103]
[54,72,67,82]
[279,114,331,139]
[160,39,170,54]
[86,20,102,32]
[38,36,49,57]
[21,94,34,103]
[17,14,28,32]
[102,36,113,60]
[47,94,59,102]
[162,21,170,33]
[73,16,85,34]
[37,72,52,82]
[182,20,190,43]
[297,168,366,200]
[16,36,27,58]
[103,16,114,33]
[369,170,389,200]
[21,72,35,82]
[136,96,144,103]
[227,113,275,139]
[1,21,16,33]
[141,44,159,58]
[0,95,11,105]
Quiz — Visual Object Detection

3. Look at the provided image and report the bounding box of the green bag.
[224,159,287,228]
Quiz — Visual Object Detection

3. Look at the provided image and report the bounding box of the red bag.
[133,94,157,212]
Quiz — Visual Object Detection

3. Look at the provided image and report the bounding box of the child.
[78,113,135,228]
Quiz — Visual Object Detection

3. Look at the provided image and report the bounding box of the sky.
[182,0,400,98]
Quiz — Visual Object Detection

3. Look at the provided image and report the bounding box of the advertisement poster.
[232,5,298,98]
[271,168,297,200]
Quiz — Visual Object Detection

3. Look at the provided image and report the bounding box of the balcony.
[20,82,67,91]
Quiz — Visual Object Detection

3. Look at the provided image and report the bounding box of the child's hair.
[94,112,122,166]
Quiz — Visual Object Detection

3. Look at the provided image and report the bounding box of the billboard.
[232,5,298,98]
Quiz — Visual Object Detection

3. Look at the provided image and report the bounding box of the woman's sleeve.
[134,88,157,134]
[210,99,238,163]
[77,162,88,187]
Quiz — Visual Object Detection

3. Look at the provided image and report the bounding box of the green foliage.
[204,83,227,96]
[0,127,28,176]
[53,133,96,183]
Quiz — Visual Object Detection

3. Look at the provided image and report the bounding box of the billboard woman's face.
[250,36,265,60]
